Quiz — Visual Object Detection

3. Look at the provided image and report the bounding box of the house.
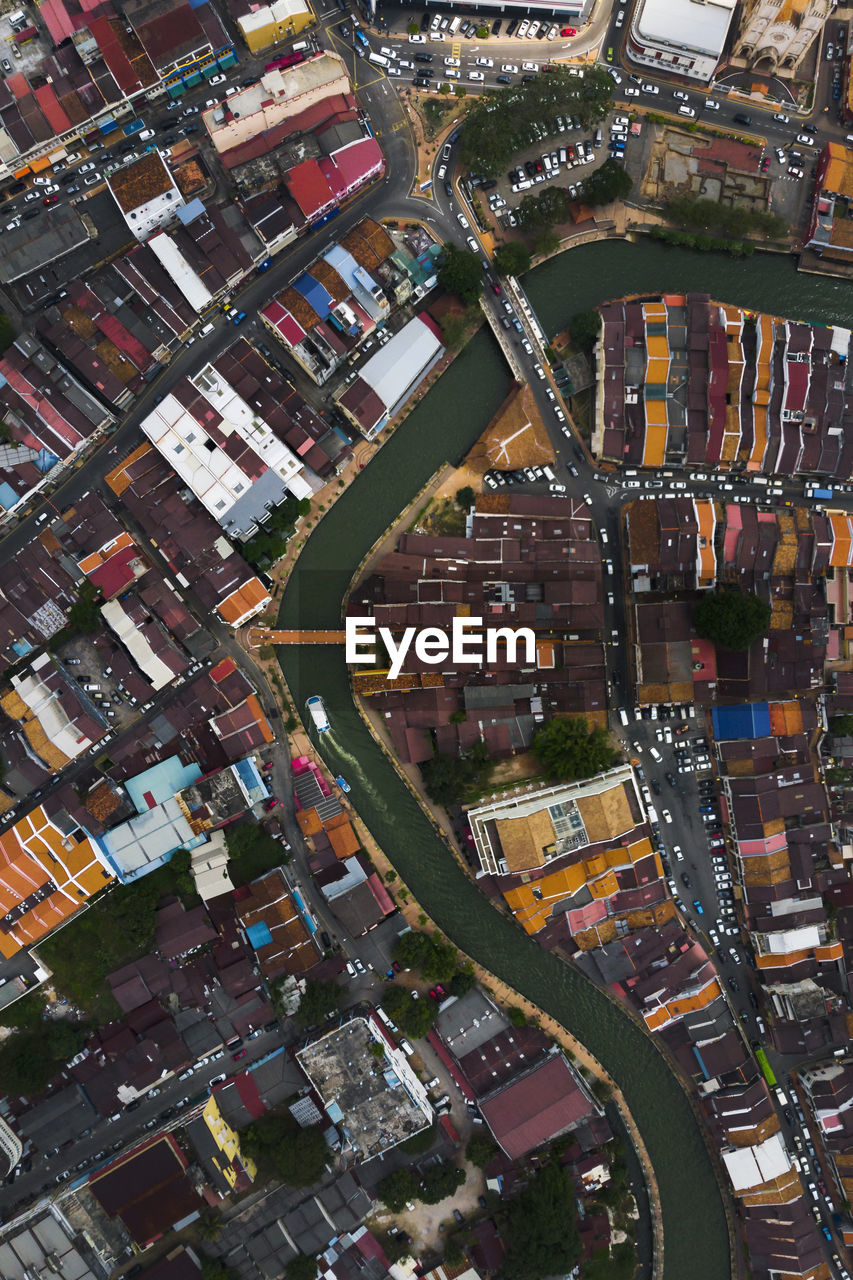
[237,867,317,977]
[336,314,444,439]
[88,1134,204,1247]
[107,150,186,241]
[478,1051,601,1160]
[805,143,853,265]
[236,0,314,53]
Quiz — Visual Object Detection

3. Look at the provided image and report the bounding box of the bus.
[264,49,305,73]
[755,1048,776,1089]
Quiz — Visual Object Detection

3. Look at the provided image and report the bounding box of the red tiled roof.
[479,1054,593,1160]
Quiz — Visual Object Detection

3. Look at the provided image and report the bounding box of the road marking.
[452,41,461,57]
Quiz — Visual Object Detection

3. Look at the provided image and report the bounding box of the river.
[277,241,853,1280]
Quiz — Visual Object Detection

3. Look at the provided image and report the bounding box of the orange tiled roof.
[217,577,271,626]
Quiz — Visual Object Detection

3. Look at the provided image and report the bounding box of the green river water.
[277,242,853,1280]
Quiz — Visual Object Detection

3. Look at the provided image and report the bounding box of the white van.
[542,466,556,481]
[200,321,214,336]
[448,15,462,33]
[619,709,630,727]
[649,746,663,762]
[369,51,390,68]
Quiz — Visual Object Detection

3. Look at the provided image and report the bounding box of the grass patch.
[420,496,466,536]
[225,820,289,886]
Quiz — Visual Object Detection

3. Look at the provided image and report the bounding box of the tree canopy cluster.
[649,225,756,258]
[0,1020,87,1097]
[295,979,347,1028]
[420,740,490,806]
[437,245,482,305]
[225,821,288,885]
[693,589,771,652]
[569,310,601,351]
[458,67,614,176]
[532,716,617,781]
[391,929,476,998]
[382,985,438,1038]
[243,496,311,569]
[493,241,531,277]
[663,195,786,240]
[241,1108,329,1187]
[377,1160,465,1211]
[579,158,633,207]
[501,1160,580,1280]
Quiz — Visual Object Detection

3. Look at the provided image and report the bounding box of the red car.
[561,26,577,36]
[232,1048,247,1060]
[491,282,502,295]
[435,983,446,996]
[43,195,59,205]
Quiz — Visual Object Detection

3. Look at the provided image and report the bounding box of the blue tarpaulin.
[711,702,771,741]
[246,921,274,950]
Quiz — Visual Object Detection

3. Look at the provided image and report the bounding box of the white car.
[469,71,484,81]
[641,82,659,95]
[446,68,460,79]
[704,99,720,111]
[625,86,640,97]
[582,493,592,506]
[79,161,98,174]
[210,73,226,85]
[796,133,816,145]
[501,63,519,73]
[517,20,529,37]
[526,21,539,38]
[521,61,539,71]
[662,809,673,824]
[138,128,155,141]
[43,183,60,195]
[33,175,52,185]
[673,90,689,101]
[409,33,426,43]
[457,212,469,229]
[444,56,460,67]
[475,57,493,67]
[549,483,566,493]
[772,112,790,123]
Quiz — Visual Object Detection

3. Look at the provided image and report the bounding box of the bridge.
[247,628,346,649]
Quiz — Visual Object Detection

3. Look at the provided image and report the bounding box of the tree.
[466,1133,498,1167]
[420,1160,466,1204]
[501,1161,580,1280]
[0,1021,86,1096]
[507,1006,527,1027]
[393,929,433,970]
[295,979,346,1027]
[438,245,482,305]
[532,717,617,782]
[456,486,474,509]
[580,158,632,207]
[569,310,601,352]
[493,241,531,277]
[198,1206,224,1240]
[447,966,476,997]
[693,589,771,652]
[406,21,418,33]
[242,1109,329,1187]
[378,1168,417,1212]
[286,1257,318,1280]
[830,715,853,736]
[225,821,286,885]
[534,228,561,256]
[67,580,102,633]
[422,938,458,983]
[200,1257,238,1280]
[440,312,469,350]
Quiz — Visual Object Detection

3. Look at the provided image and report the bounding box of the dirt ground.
[487,751,543,785]
[371,1157,486,1252]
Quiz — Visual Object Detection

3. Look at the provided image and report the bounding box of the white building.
[626,0,738,82]
[107,151,185,242]
[732,0,831,77]
[141,362,313,540]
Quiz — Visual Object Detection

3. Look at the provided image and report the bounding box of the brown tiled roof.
[109,151,174,214]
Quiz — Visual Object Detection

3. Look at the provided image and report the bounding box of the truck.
[307,695,329,733]
[774,1086,790,1107]
[806,486,833,501]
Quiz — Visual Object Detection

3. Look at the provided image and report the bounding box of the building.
[805,143,853,266]
[296,1015,432,1160]
[237,867,317,977]
[336,313,445,439]
[237,0,314,53]
[186,1094,257,1193]
[731,0,831,77]
[478,1051,601,1160]
[0,1210,103,1280]
[0,335,114,520]
[593,295,853,481]
[140,358,314,541]
[107,150,186,241]
[0,804,114,958]
[88,1134,204,1247]
[0,1117,21,1178]
[626,0,737,81]
[286,138,384,225]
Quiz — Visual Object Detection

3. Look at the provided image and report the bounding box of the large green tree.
[295,979,347,1028]
[693,589,771,651]
[532,716,617,781]
[501,1161,580,1280]
[242,1109,329,1188]
[570,310,601,351]
[392,929,434,970]
[0,1021,86,1096]
[438,245,483,305]
[580,158,632,207]
[493,241,531,277]
[419,1160,466,1204]
[377,1168,417,1212]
